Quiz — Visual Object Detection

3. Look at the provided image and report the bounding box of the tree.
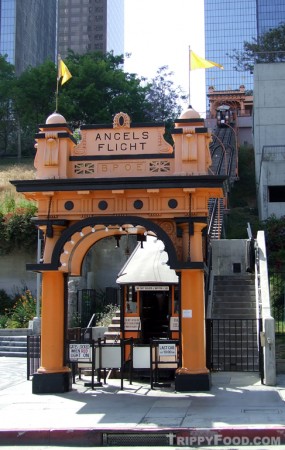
[228,23,285,73]
[57,51,151,126]
[144,66,187,123]
[0,55,16,154]
[260,214,285,269]
[0,50,187,156]
[13,60,57,156]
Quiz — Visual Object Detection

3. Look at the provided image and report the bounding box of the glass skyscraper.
[204,0,285,99]
[0,0,57,75]
[57,0,124,59]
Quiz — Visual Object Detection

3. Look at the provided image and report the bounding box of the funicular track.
[208,127,236,239]
[206,128,261,375]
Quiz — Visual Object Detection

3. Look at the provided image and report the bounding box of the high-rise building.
[57,0,124,59]
[204,0,285,99]
[0,0,57,75]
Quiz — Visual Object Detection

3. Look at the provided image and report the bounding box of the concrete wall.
[0,251,37,296]
[211,239,248,276]
[236,116,253,147]
[254,63,285,220]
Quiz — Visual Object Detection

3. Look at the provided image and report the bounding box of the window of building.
[268,186,285,202]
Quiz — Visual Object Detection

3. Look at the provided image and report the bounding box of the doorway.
[140,289,170,343]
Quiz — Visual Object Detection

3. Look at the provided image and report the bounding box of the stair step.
[0,328,31,336]
[0,351,27,357]
[0,341,27,348]
[111,317,120,324]
[108,324,121,332]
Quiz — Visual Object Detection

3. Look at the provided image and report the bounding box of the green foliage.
[260,215,285,269]
[0,289,16,315]
[144,66,187,122]
[0,51,186,156]
[0,315,9,328]
[0,55,16,154]
[54,51,148,125]
[228,23,285,72]
[225,146,260,238]
[0,207,38,255]
[96,303,119,327]
[269,273,285,309]
[13,60,57,156]
[8,290,37,328]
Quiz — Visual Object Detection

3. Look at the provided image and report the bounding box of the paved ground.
[0,357,285,447]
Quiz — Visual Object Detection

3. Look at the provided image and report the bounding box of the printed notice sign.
[182,309,192,318]
[69,343,91,361]
[135,286,169,291]
[158,343,176,357]
[124,317,141,330]
[170,316,179,331]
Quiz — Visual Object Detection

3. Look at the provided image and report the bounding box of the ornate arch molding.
[27,215,180,274]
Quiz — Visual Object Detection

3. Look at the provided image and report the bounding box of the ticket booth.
[117,236,179,345]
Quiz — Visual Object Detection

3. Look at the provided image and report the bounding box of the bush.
[0,289,15,315]
[8,290,37,328]
[96,304,118,327]
[0,315,9,328]
[0,208,38,254]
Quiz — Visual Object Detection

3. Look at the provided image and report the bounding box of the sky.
[124,0,206,115]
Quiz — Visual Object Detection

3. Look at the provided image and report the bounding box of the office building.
[57,0,124,59]
[204,0,285,98]
[254,63,285,220]
[0,0,57,75]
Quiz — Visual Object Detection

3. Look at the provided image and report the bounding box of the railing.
[268,271,285,335]
[206,318,260,372]
[27,335,41,380]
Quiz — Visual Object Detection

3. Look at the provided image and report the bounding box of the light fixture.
[115,235,121,248]
[80,231,84,237]
[119,226,123,232]
[105,227,109,232]
[91,227,95,233]
[70,240,75,245]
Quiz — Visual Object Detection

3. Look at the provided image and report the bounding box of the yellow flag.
[58,57,72,85]
[190,50,224,70]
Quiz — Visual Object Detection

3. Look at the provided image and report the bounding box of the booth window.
[126,286,137,313]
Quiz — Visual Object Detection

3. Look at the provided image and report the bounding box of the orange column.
[37,271,70,374]
[176,221,210,390]
[180,268,208,373]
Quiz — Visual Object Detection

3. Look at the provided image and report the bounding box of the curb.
[1,427,285,447]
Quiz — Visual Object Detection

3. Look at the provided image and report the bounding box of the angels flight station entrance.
[12,109,226,394]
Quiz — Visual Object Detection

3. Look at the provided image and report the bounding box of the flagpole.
[188,46,191,107]
[56,55,60,112]
[56,77,59,112]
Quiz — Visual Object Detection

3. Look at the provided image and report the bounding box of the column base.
[32,372,72,394]
[175,371,211,392]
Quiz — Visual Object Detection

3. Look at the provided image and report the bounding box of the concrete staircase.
[0,329,31,357]
[210,274,259,371]
[104,310,121,343]
[212,274,256,319]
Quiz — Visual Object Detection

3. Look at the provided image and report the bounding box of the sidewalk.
[0,358,285,446]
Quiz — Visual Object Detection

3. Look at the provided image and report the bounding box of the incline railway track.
[208,127,237,239]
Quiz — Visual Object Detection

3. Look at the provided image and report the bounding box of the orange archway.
[12,110,226,393]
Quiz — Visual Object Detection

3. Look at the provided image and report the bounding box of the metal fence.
[27,335,41,380]
[206,318,261,373]
[269,271,285,335]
